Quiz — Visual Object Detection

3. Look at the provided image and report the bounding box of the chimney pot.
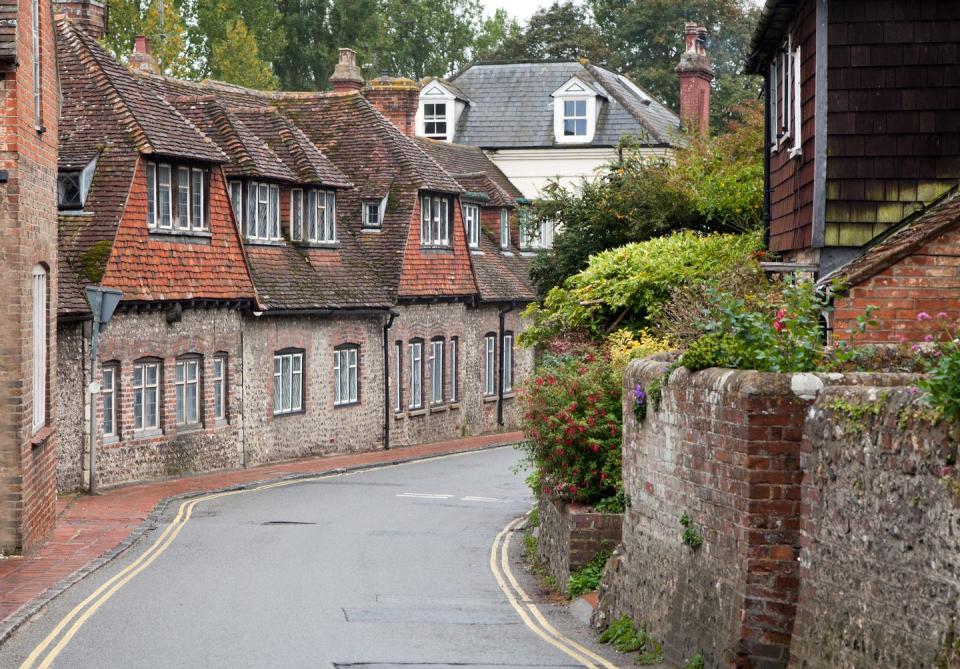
[330,47,364,93]
[129,35,159,74]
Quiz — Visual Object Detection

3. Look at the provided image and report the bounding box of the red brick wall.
[768,0,816,255]
[832,223,960,343]
[598,362,808,668]
[0,0,60,553]
[364,82,418,139]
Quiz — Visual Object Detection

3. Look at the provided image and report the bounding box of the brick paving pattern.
[0,432,521,627]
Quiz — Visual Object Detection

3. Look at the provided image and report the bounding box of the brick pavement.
[0,432,522,637]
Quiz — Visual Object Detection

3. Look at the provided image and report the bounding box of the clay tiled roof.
[471,235,536,303]
[0,0,16,63]
[58,20,226,164]
[820,191,960,289]
[415,138,523,204]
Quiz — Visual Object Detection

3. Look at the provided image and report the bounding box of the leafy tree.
[101,0,193,78]
[376,0,484,79]
[274,0,380,91]
[488,1,610,63]
[473,9,521,62]
[527,101,764,294]
[210,16,279,89]
[589,0,760,128]
[183,0,284,81]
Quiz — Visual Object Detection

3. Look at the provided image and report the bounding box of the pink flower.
[938,312,950,319]
[917,312,932,321]
[925,334,934,342]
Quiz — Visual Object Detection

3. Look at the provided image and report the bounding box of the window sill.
[175,423,204,435]
[245,239,286,246]
[30,426,55,448]
[298,242,341,250]
[132,428,164,441]
[273,409,306,418]
[501,250,514,256]
[334,401,360,409]
[788,146,803,160]
[430,404,448,414]
[361,228,382,234]
[519,251,539,257]
[420,246,453,252]
[470,249,484,256]
[408,408,427,418]
[103,435,119,446]
[393,411,406,421]
[215,418,229,429]
[449,402,460,411]
[502,391,516,400]
[483,395,498,404]
[150,229,212,244]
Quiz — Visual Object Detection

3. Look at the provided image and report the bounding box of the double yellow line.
[489,517,618,669]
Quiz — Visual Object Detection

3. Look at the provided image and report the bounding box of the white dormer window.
[552,77,599,144]
[423,104,447,138]
[417,80,466,143]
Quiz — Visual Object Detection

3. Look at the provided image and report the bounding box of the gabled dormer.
[551,76,602,144]
[416,79,468,143]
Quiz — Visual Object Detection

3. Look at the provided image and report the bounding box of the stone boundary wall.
[791,385,960,667]
[598,359,936,668]
[538,496,622,590]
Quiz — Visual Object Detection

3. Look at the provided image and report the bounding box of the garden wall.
[537,496,622,589]
[598,359,952,668]
[791,385,960,668]
[596,360,812,668]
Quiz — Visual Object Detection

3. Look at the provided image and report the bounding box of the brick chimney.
[129,36,159,75]
[364,76,420,138]
[55,0,108,40]
[329,48,364,93]
[675,22,714,136]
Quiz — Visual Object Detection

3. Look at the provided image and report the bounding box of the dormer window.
[363,197,387,229]
[423,104,447,139]
[421,195,450,247]
[563,100,588,137]
[147,160,209,233]
[59,156,97,210]
[552,77,600,144]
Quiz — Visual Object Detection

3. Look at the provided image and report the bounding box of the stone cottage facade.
[54,13,535,492]
[746,0,960,342]
[0,0,60,554]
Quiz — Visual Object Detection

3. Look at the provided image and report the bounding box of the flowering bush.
[518,352,624,505]
[913,311,960,422]
[680,277,830,373]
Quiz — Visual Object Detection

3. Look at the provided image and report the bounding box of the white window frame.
[409,340,423,410]
[430,339,444,405]
[333,346,359,407]
[133,361,160,431]
[177,166,191,230]
[790,45,803,157]
[32,0,41,130]
[273,351,304,415]
[449,337,458,403]
[291,188,304,241]
[175,358,201,427]
[422,103,448,139]
[213,355,227,422]
[32,266,47,433]
[192,168,205,229]
[103,365,117,438]
[483,334,496,397]
[463,203,480,249]
[229,180,243,225]
[500,208,510,250]
[502,333,514,393]
[553,77,598,143]
[296,189,337,243]
[394,341,403,413]
[244,181,282,242]
[363,198,386,229]
[519,211,554,250]
[562,99,588,138]
[769,59,779,149]
[157,164,172,229]
[420,195,450,247]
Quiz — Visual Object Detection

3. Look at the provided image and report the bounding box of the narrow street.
[0,448,621,669]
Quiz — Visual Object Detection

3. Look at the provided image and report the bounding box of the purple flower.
[917,312,932,321]
[937,312,950,319]
[633,384,647,402]
[924,334,934,343]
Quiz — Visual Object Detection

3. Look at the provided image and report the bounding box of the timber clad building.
[747,0,960,342]
[52,10,535,495]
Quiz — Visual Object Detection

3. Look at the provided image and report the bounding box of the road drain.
[261,520,317,525]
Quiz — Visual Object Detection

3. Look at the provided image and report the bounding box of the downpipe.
[382,310,398,449]
[497,302,517,427]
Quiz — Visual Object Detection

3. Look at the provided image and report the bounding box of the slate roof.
[446,61,681,149]
[0,0,16,63]
[819,191,960,289]
[415,138,522,205]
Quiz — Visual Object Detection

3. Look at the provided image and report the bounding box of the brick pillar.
[364,76,420,137]
[675,22,714,136]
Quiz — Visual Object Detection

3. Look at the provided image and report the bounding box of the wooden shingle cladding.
[767,0,817,254]
[823,0,960,248]
[0,0,16,64]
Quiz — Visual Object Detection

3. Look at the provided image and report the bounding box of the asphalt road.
[0,447,624,669]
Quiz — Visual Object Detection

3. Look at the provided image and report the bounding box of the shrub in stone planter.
[519,352,623,506]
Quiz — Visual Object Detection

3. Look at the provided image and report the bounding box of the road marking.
[490,516,617,669]
[463,496,500,502]
[19,447,507,669]
[396,492,454,499]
